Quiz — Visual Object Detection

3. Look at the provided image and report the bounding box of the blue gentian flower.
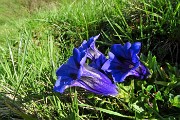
[102,42,149,82]
[54,48,118,96]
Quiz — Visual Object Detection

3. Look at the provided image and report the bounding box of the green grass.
[0,0,180,119]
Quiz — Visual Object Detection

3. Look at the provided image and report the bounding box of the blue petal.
[111,43,131,60]
[78,40,88,52]
[124,42,131,50]
[54,76,73,93]
[123,42,132,58]
[109,58,140,82]
[73,48,86,66]
[130,42,141,63]
[78,64,118,96]
[111,44,125,58]
[101,52,117,71]
[101,59,111,72]
[56,63,78,77]
[77,77,118,96]
[78,35,102,59]
[130,62,150,79]
[108,54,138,73]
[66,56,77,67]
[111,70,131,82]
[72,48,87,79]
[131,42,141,55]
[89,54,107,71]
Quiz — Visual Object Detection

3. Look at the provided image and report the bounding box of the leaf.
[154,81,168,86]
[153,99,159,112]
[169,93,174,103]
[131,101,144,113]
[152,56,158,73]
[172,95,180,108]
[146,85,153,93]
[157,67,168,79]
[155,91,163,101]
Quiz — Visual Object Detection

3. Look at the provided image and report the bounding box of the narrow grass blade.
[79,103,135,119]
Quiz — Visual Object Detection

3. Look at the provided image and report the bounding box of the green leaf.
[153,99,159,112]
[157,66,168,79]
[172,95,180,108]
[154,81,168,86]
[146,85,153,93]
[155,91,163,101]
[131,101,144,113]
[152,56,158,73]
[169,93,174,103]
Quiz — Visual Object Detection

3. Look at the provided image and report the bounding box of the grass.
[0,0,180,119]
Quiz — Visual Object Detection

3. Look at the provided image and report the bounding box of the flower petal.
[131,42,141,55]
[56,62,78,77]
[73,48,86,66]
[130,42,141,63]
[89,54,107,71]
[130,62,150,79]
[78,64,118,96]
[54,76,73,93]
[111,70,131,82]
[78,76,118,96]
[101,52,115,72]
[78,34,102,59]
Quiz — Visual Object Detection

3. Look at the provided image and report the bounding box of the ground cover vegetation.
[0,0,180,119]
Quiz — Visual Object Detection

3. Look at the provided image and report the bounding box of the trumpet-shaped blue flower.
[102,42,149,82]
[54,48,118,96]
